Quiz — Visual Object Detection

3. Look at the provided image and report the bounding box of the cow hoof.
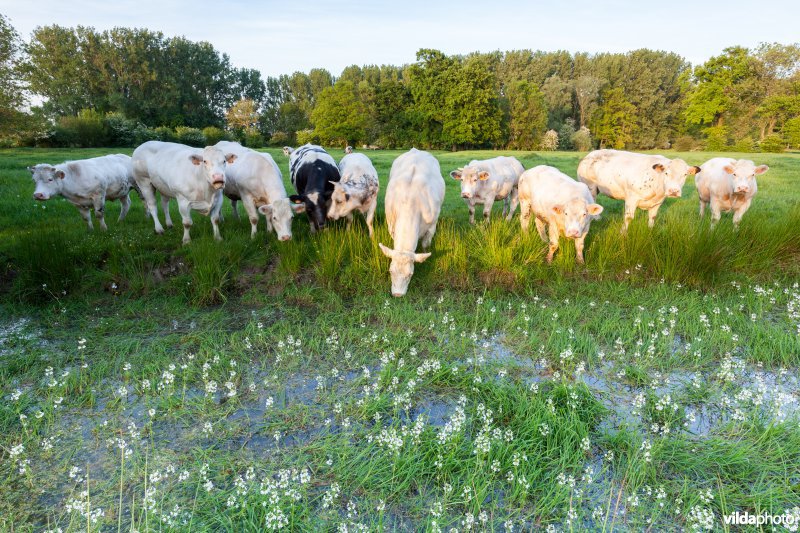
[166,223,174,229]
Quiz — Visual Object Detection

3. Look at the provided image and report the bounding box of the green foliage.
[311,81,369,145]
[592,87,636,149]
[242,128,265,148]
[505,81,548,150]
[673,135,700,151]
[52,109,107,147]
[268,130,290,147]
[201,126,228,145]
[571,126,593,151]
[153,126,176,142]
[295,129,319,145]
[759,134,785,153]
[540,129,558,151]
[175,126,206,147]
[731,136,755,153]
[703,125,729,151]
[557,118,576,150]
[783,116,800,148]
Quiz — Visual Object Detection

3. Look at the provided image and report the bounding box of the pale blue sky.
[2,0,797,77]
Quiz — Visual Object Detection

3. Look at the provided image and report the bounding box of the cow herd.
[28,141,769,296]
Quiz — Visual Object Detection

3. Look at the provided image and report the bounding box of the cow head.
[282,146,294,157]
[345,146,353,154]
[552,198,603,239]
[189,147,236,190]
[651,159,694,198]
[29,164,65,201]
[722,160,768,195]
[258,198,298,241]
[289,190,329,231]
[378,243,430,297]
[327,181,358,221]
[450,166,490,199]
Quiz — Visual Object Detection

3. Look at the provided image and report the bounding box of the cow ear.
[258,204,272,216]
[652,163,665,172]
[478,171,490,180]
[329,180,341,188]
[449,170,462,180]
[289,194,303,204]
[282,146,293,156]
[414,252,432,263]
[27,166,35,174]
[690,166,701,175]
[722,164,735,174]
[55,170,66,179]
[754,164,769,175]
[587,203,604,216]
[189,154,203,166]
[552,205,563,215]
[290,202,306,214]
[378,243,396,259]
[225,153,237,164]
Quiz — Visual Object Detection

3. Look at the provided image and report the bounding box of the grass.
[0,147,799,531]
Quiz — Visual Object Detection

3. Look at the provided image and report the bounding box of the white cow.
[214,141,298,241]
[132,141,236,244]
[696,157,768,228]
[577,149,700,232]
[519,165,604,264]
[328,153,379,237]
[379,148,445,297]
[29,154,136,230]
[450,156,524,224]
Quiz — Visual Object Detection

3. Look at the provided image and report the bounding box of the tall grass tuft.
[183,236,255,305]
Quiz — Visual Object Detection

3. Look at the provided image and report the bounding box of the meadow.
[1,147,799,531]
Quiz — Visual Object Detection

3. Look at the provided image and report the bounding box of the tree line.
[1,15,799,152]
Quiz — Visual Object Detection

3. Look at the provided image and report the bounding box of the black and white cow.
[284,144,341,231]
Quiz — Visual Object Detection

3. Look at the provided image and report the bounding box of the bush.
[673,135,699,152]
[295,129,320,146]
[104,113,144,147]
[703,126,729,152]
[541,130,558,151]
[731,136,755,153]
[558,119,576,150]
[175,126,206,147]
[571,126,593,152]
[243,128,265,148]
[784,117,800,149]
[201,126,228,145]
[759,134,784,153]
[153,126,176,142]
[268,131,290,147]
[51,109,107,147]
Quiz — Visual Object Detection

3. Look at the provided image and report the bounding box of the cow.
[132,141,236,244]
[695,157,768,228]
[344,145,353,154]
[379,148,445,297]
[214,141,298,241]
[577,149,700,232]
[327,152,380,237]
[519,165,604,264]
[29,154,136,231]
[285,144,341,232]
[450,156,524,224]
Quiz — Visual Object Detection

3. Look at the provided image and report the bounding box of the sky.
[2,0,798,77]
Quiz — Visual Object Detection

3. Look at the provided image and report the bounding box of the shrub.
[104,113,144,147]
[759,134,784,153]
[51,109,107,147]
[571,126,593,152]
[731,136,755,153]
[541,130,558,151]
[175,126,206,147]
[295,129,320,146]
[268,131,290,147]
[558,119,576,150]
[201,126,228,145]
[153,126,176,142]
[784,117,800,149]
[673,135,699,152]
[243,128,265,148]
[703,126,729,152]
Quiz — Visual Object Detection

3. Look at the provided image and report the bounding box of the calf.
[132,141,236,244]
[696,158,768,228]
[577,149,700,232]
[519,165,603,264]
[379,148,445,297]
[328,153,379,237]
[215,141,299,241]
[29,154,135,230]
[450,156,524,224]
[285,144,341,232]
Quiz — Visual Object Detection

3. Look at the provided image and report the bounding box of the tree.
[226,98,260,132]
[0,14,27,139]
[505,81,547,149]
[574,75,603,128]
[310,81,368,146]
[592,87,636,149]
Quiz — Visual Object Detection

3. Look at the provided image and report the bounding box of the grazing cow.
[285,144,341,232]
[379,148,445,297]
[450,156,524,224]
[328,153,379,237]
[577,149,700,232]
[132,141,236,244]
[29,154,136,230]
[214,141,298,241]
[519,165,604,264]
[696,157,768,228]
[344,145,353,154]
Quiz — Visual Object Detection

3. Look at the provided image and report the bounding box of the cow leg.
[210,194,223,242]
[177,198,193,244]
[93,195,108,231]
[421,222,437,250]
[519,198,532,232]
[231,199,240,221]
[501,196,509,218]
[732,199,751,230]
[647,203,662,228]
[506,188,519,222]
[138,182,164,234]
[574,235,586,265]
[118,194,131,222]
[365,198,377,238]
[621,200,637,234]
[546,222,560,263]
[346,212,354,230]
[534,218,548,243]
[161,195,173,229]
[482,199,494,223]
[78,207,94,230]
[241,196,259,239]
[709,198,722,229]
[699,200,707,218]
[467,201,476,225]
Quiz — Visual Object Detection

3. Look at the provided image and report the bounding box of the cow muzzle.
[211,174,225,189]
[461,192,472,199]
[34,192,48,201]
[667,189,682,197]
[734,186,749,194]
[279,234,291,242]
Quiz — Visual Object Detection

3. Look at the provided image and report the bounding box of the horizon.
[2,0,798,78]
